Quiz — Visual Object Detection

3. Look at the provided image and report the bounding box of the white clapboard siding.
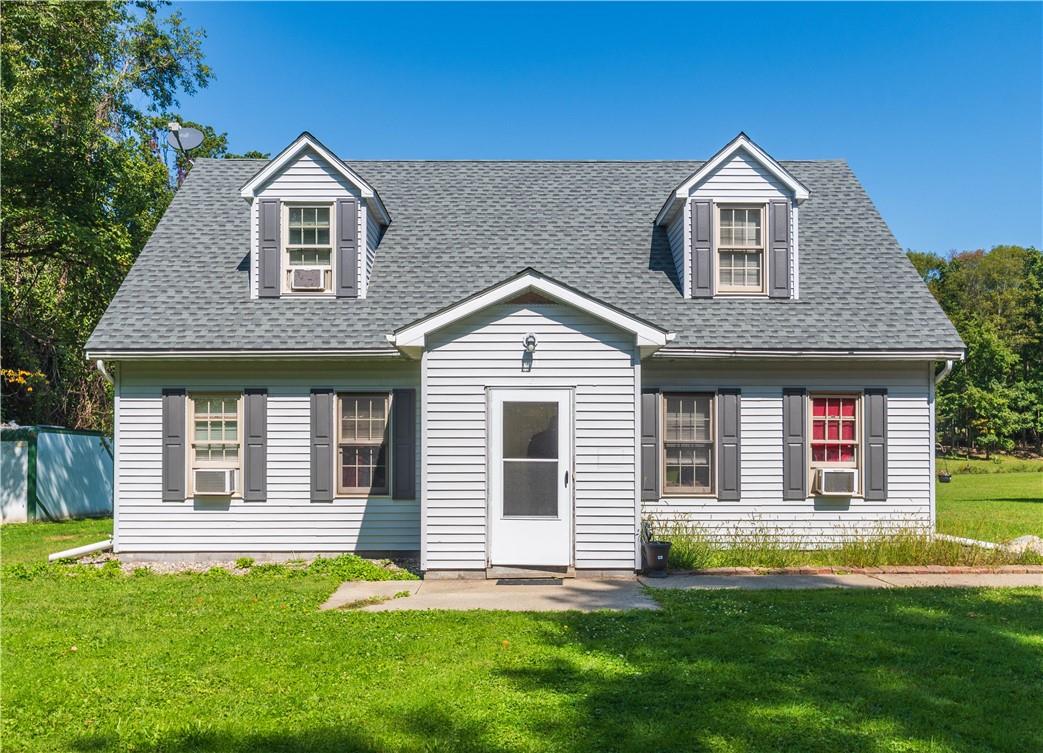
[642,360,933,544]
[666,210,687,297]
[114,360,420,554]
[424,303,639,571]
[251,148,366,298]
[364,204,382,297]
[690,148,789,200]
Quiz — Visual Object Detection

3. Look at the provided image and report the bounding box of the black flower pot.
[938,472,952,483]
[642,541,672,578]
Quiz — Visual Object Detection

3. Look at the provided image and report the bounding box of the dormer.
[655,133,809,300]
[240,132,390,299]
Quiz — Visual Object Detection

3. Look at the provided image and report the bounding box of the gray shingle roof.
[86,157,963,354]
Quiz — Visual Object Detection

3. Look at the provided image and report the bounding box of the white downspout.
[95,359,113,384]
[934,359,954,386]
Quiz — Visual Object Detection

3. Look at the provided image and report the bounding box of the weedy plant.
[653,515,1043,569]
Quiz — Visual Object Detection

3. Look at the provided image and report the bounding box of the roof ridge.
[197,157,847,165]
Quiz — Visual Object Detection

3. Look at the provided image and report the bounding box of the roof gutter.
[653,348,967,361]
[85,348,403,361]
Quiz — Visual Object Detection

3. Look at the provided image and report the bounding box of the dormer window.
[717,205,765,295]
[284,205,333,293]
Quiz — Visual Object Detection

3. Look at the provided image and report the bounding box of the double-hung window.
[190,394,241,494]
[284,205,333,293]
[809,394,860,469]
[338,393,390,496]
[662,393,715,495]
[717,205,765,294]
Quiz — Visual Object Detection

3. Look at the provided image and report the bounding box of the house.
[86,132,964,576]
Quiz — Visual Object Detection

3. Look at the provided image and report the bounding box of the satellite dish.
[167,125,204,152]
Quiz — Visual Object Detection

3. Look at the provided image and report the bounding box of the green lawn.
[2,557,1042,751]
[937,453,1043,475]
[937,472,1043,543]
[1,517,112,565]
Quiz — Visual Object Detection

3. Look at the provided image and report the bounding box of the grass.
[937,453,1043,475]
[2,564,1041,753]
[0,517,112,565]
[1,516,1041,752]
[936,471,1043,543]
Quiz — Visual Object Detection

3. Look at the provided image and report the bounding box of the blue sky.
[173,2,1042,253]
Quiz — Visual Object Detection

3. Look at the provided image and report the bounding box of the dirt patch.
[75,552,417,577]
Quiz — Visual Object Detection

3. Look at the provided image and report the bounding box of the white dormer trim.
[388,268,674,360]
[239,131,391,225]
[655,132,809,226]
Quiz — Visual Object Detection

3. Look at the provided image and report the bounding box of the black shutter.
[392,389,416,500]
[717,389,741,501]
[310,389,334,502]
[243,389,267,502]
[161,389,187,502]
[864,388,888,500]
[768,200,791,298]
[258,199,280,298]
[782,388,807,500]
[691,200,713,298]
[335,198,359,298]
[640,390,660,500]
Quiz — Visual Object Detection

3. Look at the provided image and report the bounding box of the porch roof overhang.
[387,268,675,359]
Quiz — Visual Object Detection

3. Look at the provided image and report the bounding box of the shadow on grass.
[68,589,1043,753]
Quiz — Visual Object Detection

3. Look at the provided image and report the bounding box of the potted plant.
[937,455,952,483]
[641,518,672,578]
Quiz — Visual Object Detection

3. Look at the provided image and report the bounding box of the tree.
[1,1,212,429]
[910,245,1043,455]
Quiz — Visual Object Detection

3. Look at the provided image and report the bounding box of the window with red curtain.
[810,396,859,466]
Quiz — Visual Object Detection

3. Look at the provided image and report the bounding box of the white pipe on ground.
[48,539,113,562]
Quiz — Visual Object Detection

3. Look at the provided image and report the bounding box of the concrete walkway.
[322,578,659,612]
[639,572,1043,591]
[320,572,1041,612]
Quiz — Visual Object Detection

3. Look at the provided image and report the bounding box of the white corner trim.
[239,132,390,225]
[654,133,810,226]
[389,270,672,355]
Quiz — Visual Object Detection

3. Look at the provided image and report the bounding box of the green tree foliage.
[914,245,1043,456]
[1,1,214,429]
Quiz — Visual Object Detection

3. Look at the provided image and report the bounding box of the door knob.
[564,469,569,487]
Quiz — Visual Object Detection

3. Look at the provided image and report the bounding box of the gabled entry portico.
[389,269,673,576]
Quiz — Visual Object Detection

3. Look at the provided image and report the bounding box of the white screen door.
[488,389,572,567]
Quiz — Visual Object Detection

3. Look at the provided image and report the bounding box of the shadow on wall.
[648,224,683,295]
[66,589,1040,752]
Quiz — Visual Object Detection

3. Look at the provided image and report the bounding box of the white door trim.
[486,387,574,568]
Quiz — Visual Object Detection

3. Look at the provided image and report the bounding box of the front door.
[488,389,572,567]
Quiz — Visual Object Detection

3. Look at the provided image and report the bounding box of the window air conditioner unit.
[291,268,325,291]
[194,468,235,496]
[815,468,857,497]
